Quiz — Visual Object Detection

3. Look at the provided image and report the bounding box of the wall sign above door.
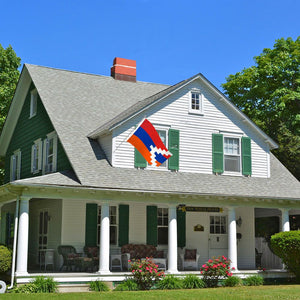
[178,205,223,213]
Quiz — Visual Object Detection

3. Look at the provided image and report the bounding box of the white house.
[0,58,299,285]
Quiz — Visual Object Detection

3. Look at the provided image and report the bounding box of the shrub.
[129,257,164,290]
[244,275,264,286]
[270,231,300,282]
[32,276,57,293]
[200,256,235,287]
[223,276,243,287]
[114,279,139,291]
[157,275,183,290]
[12,283,38,294]
[182,274,205,289]
[90,280,110,292]
[0,245,12,273]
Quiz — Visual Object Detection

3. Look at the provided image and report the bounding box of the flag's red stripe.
[141,119,168,151]
[127,134,152,165]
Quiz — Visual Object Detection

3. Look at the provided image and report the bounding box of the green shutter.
[212,133,224,173]
[134,148,147,168]
[242,137,252,176]
[147,206,157,246]
[85,203,98,246]
[168,129,179,170]
[118,205,129,247]
[177,208,186,248]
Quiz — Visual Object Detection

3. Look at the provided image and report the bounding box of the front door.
[38,210,49,264]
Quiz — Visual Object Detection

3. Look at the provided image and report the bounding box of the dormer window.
[30,89,37,118]
[189,91,203,114]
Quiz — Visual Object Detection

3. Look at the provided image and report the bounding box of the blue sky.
[1,0,299,90]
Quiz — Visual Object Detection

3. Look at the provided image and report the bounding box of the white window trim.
[189,90,204,115]
[10,149,21,181]
[31,138,43,174]
[42,131,57,174]
[157,207,168,245]
[147,125,169,170]
[223,134,242,176]
[97,205,118,246]
[30,89,37,118]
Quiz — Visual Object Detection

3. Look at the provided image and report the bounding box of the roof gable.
[88,73,278,150]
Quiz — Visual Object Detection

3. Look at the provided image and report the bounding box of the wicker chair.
[57,245,81,271]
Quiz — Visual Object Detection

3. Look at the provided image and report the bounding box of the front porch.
[1,184,299,285]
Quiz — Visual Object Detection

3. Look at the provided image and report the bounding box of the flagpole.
[113,116,147,153]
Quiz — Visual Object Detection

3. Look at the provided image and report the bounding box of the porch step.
[57,282,113,293]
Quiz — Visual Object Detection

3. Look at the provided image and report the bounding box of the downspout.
[8,195,19,289]
[3,188,20,290]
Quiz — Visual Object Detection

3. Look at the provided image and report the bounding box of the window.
[224,137,241,172]
[157,208,168,245]
[210,216,227,234]
[31,139,43,173]
[189,91,203,114]
[30,89,37,118]
[43,132,57,174]
[97,205,118,245]
[10,149,21,181]
[148,129,168,168]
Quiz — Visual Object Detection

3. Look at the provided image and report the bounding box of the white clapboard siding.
[98,134,112,164]
[112,79,269,178]
[61,199,86,251]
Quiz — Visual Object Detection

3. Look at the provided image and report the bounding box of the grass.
[1,285,300,299]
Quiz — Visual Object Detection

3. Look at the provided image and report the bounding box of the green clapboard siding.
[212,133,224,173]
[147,206,157,246]
[134,148,147,168]
[168,129,179,170]
[177,208,186,248]
[85,203,98,246]
[4,83,72,183]
[118,204,129,246]
[242,137,252,176]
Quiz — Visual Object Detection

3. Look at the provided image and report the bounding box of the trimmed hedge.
[270,231,300,282]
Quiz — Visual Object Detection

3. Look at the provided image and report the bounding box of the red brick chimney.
[111,57,136,82]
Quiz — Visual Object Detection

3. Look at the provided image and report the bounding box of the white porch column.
[281,208,290,232]
[227,207,238,271]
[98,202,111,274]
[167,205,178,273]
[16,197,30,276]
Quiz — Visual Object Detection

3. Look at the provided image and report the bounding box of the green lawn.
[2,285,300,300]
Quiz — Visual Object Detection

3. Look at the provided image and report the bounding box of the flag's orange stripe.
[128,135,152,164]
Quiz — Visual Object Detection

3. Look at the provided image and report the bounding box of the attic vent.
[111,57,136,82]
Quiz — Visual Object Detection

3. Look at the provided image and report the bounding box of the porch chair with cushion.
[83,246,99,271]
[180,249,200,270]
[57,245,81,271]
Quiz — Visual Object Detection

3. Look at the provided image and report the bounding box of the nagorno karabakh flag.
[127,119,172,167]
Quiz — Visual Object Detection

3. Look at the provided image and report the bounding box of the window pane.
[224,138,239,155]
[158,227,168,245]
[39,212,43,234]
[225,155,240,172]
[44,211,48,234]
[110,225,117,244]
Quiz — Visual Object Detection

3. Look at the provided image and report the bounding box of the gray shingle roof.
[21,64,300,201]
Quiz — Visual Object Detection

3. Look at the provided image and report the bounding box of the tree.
[222,37,300,180]
[0,45,21,184]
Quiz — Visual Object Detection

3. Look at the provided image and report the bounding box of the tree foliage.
[0,44,21,184]
[222,37,300,180]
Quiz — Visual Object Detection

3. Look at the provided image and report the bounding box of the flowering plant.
[200,256,235,287]
[129,257,164,290]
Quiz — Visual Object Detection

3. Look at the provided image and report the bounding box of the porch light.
[236,216,242,227]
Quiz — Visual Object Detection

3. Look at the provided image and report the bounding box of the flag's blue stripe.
[134,127,155,152]
[155,153,167,164]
